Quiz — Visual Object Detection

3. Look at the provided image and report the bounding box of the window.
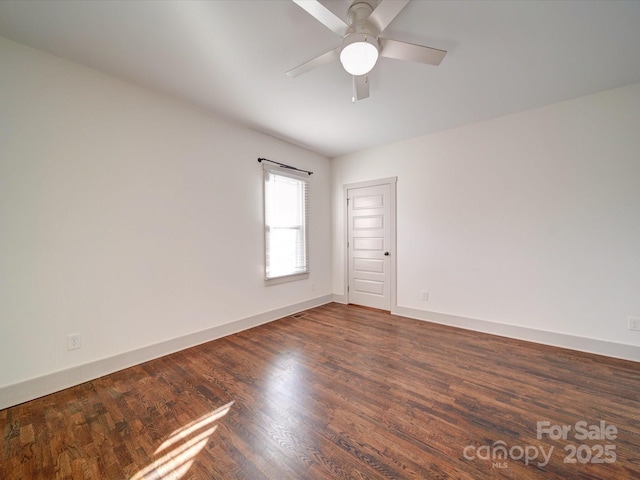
[264,166,309,283]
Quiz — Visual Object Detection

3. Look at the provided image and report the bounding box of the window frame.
[263,164,310,285]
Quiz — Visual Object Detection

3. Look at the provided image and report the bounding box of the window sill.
[265,272,309,286]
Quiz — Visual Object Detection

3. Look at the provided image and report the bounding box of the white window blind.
[264,166,309,282]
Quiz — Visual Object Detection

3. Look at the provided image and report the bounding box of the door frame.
[343,177,397,312]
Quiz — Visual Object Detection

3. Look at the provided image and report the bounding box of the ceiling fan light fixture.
[340,33,379,76]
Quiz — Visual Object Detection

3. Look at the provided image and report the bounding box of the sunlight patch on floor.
[130,401,234,480]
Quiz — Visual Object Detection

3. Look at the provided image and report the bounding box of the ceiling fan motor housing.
[346,2,380,40]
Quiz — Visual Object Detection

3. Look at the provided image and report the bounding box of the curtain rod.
[257,157,313,175]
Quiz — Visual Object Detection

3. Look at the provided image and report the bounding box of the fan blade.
[286,47,340,78]
[379,38,447,66]
[369,0,410,33]
[292,0,348,37]
[353,75,370,101]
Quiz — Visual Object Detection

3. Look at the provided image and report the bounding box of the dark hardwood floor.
[2,303,639,479]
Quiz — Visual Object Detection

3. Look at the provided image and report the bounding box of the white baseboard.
[332,293,348,304]
[393,305,640,363]
[0,295,333,410]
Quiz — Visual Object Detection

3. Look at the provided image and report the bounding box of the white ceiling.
[1,0,640,158]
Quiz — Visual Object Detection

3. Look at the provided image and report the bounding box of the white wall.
[0,37,331,394]
[333,82,640,353]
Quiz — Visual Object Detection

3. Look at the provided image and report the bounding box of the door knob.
[384,252,390,256]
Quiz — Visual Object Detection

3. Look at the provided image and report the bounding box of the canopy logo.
[463,441,553,468]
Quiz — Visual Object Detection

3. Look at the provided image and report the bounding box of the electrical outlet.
[421,291,429,301]
[67,333,81,351]
[629,318,640,331]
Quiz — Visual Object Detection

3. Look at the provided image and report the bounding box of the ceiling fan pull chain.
[352,76,356,103]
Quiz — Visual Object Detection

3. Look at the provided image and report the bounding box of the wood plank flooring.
[2,302,640,479]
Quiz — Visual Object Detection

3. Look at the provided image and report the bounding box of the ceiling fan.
[286,0,447,102]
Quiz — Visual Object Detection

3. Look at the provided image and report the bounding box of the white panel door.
[347,183,391,310]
